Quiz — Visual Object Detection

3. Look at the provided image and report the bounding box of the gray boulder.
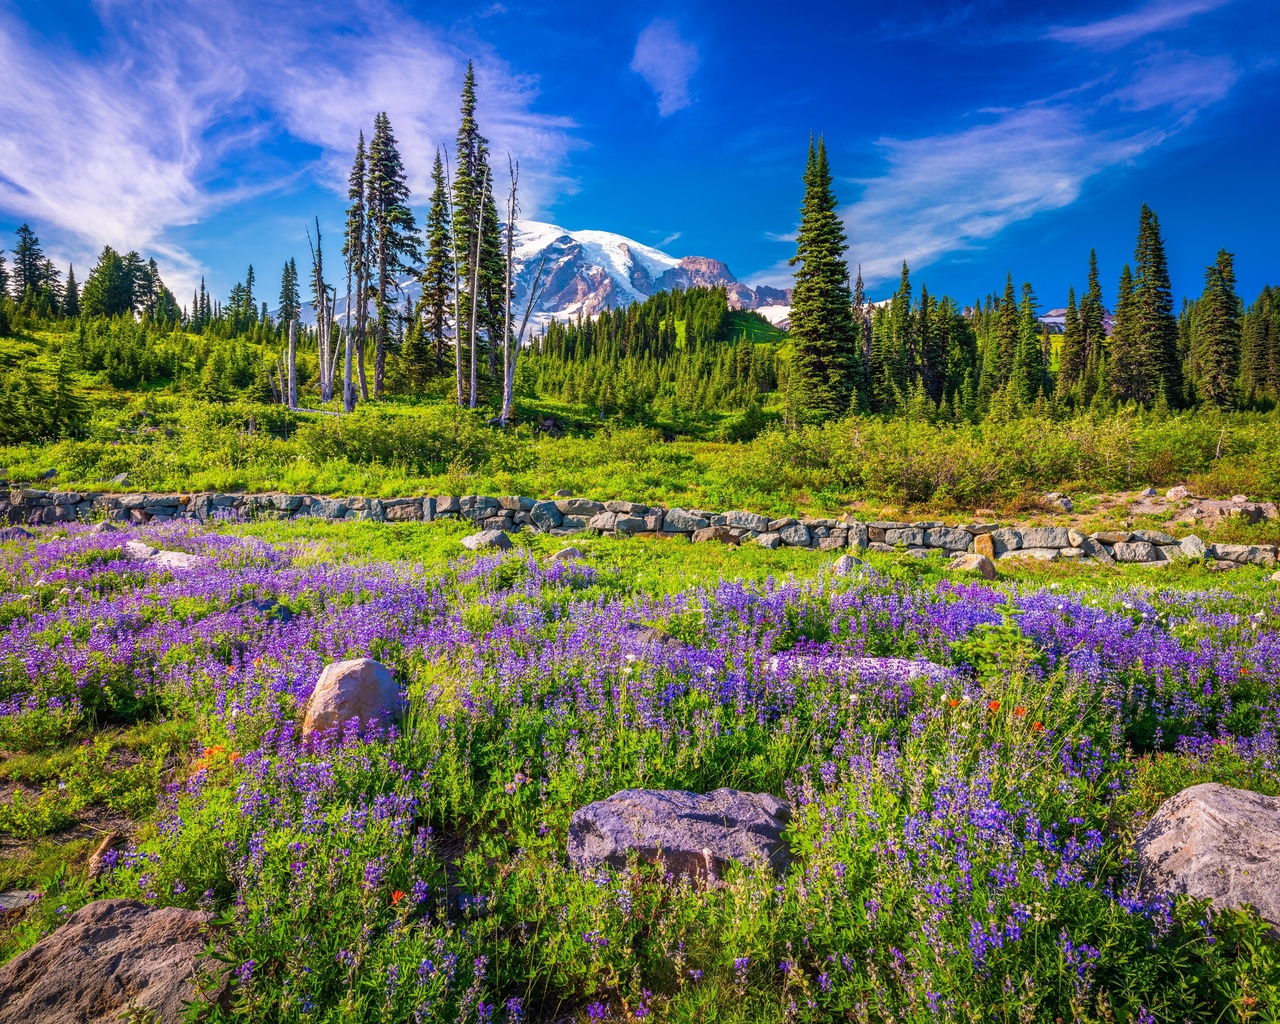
[461,529,512,552]
[756,532,783,550]
[725,510,769,533]
[845,520,869,549]
[1210,544,1278,567]
[568,788,791,878]
[989,527,1021,554]
[925,526,972,551]
[587,511,618,532]
[1113,541,1158,563]
[662,508,708,533]
[1179,534,1208,559]
[884,527,925,547]
[1020,526,1071,549]
[556,498,605,516]
[778,522,811,547]
[999,547,1059,561]
[549,547,584,562]
[529,500,563,530]
[1134,784,1280,931]
[1133,529,1177,545]
[0,899,229,1024]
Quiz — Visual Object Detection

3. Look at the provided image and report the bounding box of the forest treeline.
[1,80,1278,447]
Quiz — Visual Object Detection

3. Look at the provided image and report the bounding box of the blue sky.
[1,0,1276,311]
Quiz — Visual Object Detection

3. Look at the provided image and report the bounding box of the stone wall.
[3,488,1276,567]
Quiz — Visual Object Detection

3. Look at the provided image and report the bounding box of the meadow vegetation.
[1,518,1279,1021]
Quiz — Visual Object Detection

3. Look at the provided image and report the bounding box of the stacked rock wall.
[2,488,1276,566]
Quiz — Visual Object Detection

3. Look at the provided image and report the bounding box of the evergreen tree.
[1132,205,1181,405]
[918,283,946,404]
[1191,249,1242,409]
[367,111,419,397]
[343,131,371,407]
[47,345,88,438]
[63,264,80,318]
[1010,282,1046,405]
[787,136,859,419]
[1110,264,1138,403]
[411,148,454,379]
[13,224,55,298]
[81,246,135,317]
[278,258,301,328]
[0,249,8,300]
[1240,285,1279,405]
[1056,287,1083,399]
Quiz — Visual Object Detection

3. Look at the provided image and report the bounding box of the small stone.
[832,554,861,575]
[1231,494,1248,503]
[1140,486,1157,496]
[554,488,573,498]
[1092,531,1133,545]
[1132,529,1177,545]
[461,529,512,552]
[549,547,584,562]
[1167,485,1191,500]
[951,553,996,580]
[756,532,782,550]
[1067,529,1086,548]
[1270,570,1280,582]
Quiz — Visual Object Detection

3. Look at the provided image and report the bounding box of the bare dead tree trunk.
[505,256,548,425]
[502,157,515,424]
[444,152,464,407]
[469,165,488,410]
[287,319,297,409]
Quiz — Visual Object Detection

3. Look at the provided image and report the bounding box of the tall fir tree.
[787,136,859,419]
[367,112,419,397]
[1191,249,1242,409]
[0,249,9,300]
[409,148,455,381]
[278,258,301,328]
[62,264,80,318]
[1056,287,1083,399]
[1010,282,1047,405]
[1240,285,1279,405]
[343,131,371,407]
[1109,263,1138,403]
[1132,205,1181,406]
[81,246,134,318]
[917,283,947,404]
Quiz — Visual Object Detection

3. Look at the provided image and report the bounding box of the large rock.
[951,552,996,580]
[724,510,769,533]
[529,500,563,530]
[989,527,1021,554]
[461,529,512,552]
[1210,543,1278,567]
[301,658,400,739]
[831,554,862,576]
[925,527,972,551]
[691,526,735,545]
[1020,526,1071,550]
[777,523,811,547]
[1134,784,1280,931]
[0,898,228,1024]
[1179,534,1208,559]
[568,788,791,878]
[1113,541,1158,563]
[662,508,708,533]
[883,527,925,547]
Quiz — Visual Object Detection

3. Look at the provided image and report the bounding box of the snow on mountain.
[315,221,790,329]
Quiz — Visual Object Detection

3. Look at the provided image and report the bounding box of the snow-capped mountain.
[511,221,790,323]
[316,221,789,328]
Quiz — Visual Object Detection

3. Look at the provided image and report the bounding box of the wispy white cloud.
[0,1,578,297]
[1046,0,1231,49]
[659,231,682,247]
[630,19,700,117]
[748,47,1242,290]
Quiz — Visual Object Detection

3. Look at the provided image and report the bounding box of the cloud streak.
[750,44,1243,290]
[1046,0,1232,49]
[631,20,700,116]
[0,1,578,296]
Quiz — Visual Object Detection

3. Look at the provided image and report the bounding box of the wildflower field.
[1,518,1279,1022]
